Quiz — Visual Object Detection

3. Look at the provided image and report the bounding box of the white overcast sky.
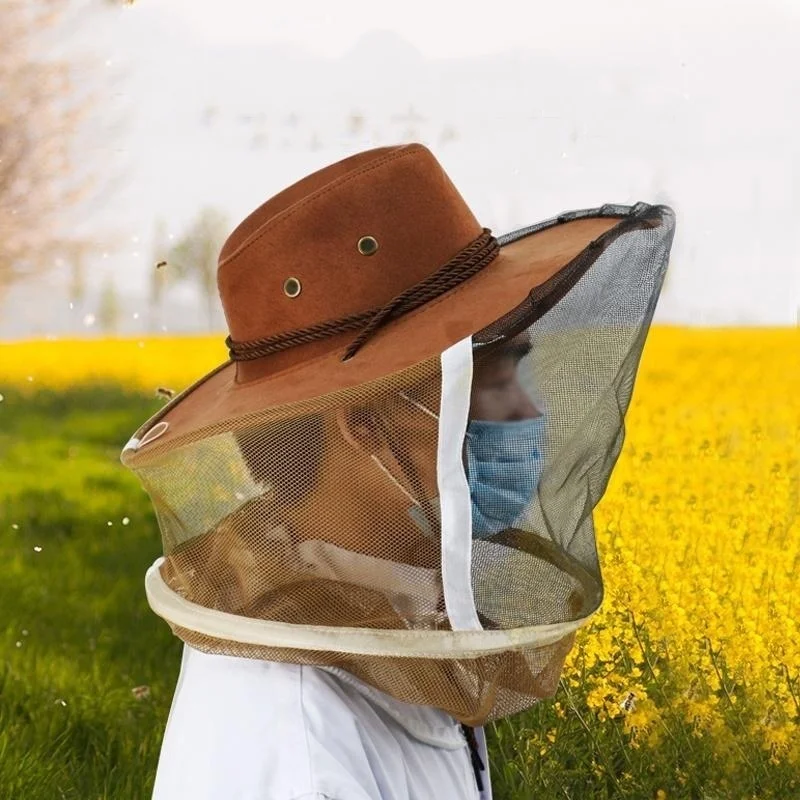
[103,0,800,325]
[9,0,795,335]
[152,0,798,57]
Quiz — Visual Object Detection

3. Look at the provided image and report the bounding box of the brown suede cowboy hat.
[123,143,671,456]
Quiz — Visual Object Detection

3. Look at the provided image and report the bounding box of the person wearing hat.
[121,143,675,799]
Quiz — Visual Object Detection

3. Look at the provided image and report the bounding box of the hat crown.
[217,144,482,361]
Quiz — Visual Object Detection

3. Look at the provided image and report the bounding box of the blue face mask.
[466,415,546,539]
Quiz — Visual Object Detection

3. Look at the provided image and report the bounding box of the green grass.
[1,386,175,799]
[1,385,797,799]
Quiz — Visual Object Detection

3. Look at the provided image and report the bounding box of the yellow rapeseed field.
[2,327,799,779]
[0,335,229,393]
[569,327,800,774]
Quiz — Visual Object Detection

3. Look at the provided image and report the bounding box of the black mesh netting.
[123,202,675,724]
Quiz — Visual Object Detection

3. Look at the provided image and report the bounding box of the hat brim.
[123,205,672,459]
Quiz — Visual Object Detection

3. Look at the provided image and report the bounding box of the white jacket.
[153,646,493,800]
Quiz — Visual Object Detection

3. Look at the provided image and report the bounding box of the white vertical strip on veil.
[437,335,483,631]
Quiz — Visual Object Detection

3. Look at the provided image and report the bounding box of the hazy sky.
[6,0,796,335]
[154,0,798,57]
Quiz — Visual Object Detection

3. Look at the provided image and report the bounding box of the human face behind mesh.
[389,334,544,535]
[399,333,541,426]
[469,334,542,422]
[231,334,543,563]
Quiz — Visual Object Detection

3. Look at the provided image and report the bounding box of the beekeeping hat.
[122,143,675,725]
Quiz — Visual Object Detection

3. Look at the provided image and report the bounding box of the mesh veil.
[122,203,675,725]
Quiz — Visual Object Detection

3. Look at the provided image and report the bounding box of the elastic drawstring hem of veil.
[460,724,484,792]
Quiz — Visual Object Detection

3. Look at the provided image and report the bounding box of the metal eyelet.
[283,277,302,298]
[357,235,379,256]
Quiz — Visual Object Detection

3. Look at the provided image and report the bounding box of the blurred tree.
[166,208,229,331]
[0,0,123,301]
[201,104,220,127]
[439,125,458,146]
[250,129,268,150]
[148,217,172,330]
[64,240,95,310]
[97,275,121,333]
[347,112,365,137]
